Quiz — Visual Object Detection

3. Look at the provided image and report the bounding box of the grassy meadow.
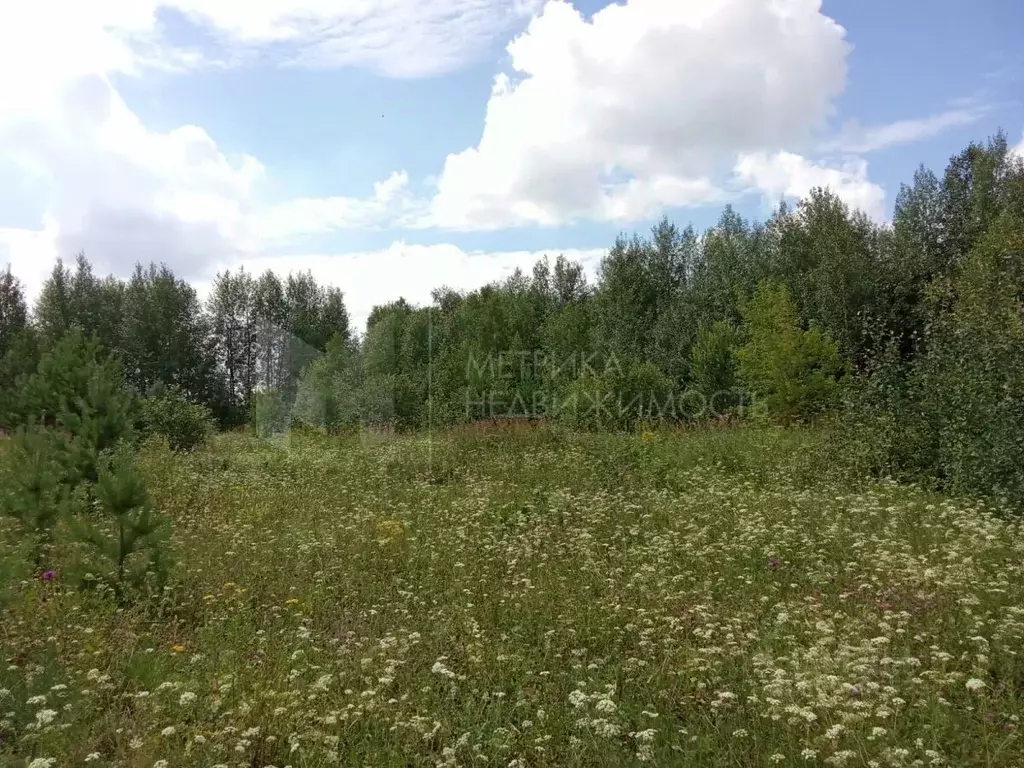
[2,426,1024,767]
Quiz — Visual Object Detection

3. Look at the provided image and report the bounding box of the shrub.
[735,281,847,423]
[17,330,136,487]
[561,361,674,432]
[690,320,740,418]
[69,442,172,604]
[138,388,213,451]
[251,389,292,439]
[0,425,78,567]
[841,216,1024,505]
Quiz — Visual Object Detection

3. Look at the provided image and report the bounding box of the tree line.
[0,130,1022,506]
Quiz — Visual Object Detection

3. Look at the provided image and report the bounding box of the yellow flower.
[641,431,655,443]
[171,643,185,653]
[285,598,300,605]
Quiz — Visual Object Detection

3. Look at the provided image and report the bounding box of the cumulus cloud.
[0,0,549,284]
[0,72,262,276]
[0,0,918,302]
[254,172,428,243]
[429,0,851,229]
[734,151,887,221]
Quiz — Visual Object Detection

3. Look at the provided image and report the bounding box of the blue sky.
[0,0,1021,330]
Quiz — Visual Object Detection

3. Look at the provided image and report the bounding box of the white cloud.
[0,224,59,306]
[429,0,851,229]
[820,107,985,154]
[734,151,886,221]
[195,243,606,332]
[164,0,545,77]
[0,71,263,276]
[0,1,542,88]
[1011,132,1024,159]
[254,172,427,242]
[0,0,544,281]
[0,0,897,303]
[0,4,261,280]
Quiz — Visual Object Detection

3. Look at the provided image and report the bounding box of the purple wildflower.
[41,569,55,582]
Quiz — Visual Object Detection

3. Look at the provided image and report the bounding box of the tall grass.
[1,426,1022,766]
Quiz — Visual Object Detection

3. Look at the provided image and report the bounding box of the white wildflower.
[35,709,57,726]
[431,661,456,679]
[312,674,333,691]
[825,723,844,740]
[594,697,617,714]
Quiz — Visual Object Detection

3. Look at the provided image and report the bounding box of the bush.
[919,219,1024,504]
[0,425,78,567]
[15,330,136,487]
[735,281,846,423]
[69,442,172,604]
[690,321,740,417]
[138,388,213,451]
[835,215,1024,507]
[251,390,292,439]
[561,361,675,432]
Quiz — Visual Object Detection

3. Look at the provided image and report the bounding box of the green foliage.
[0,325,42,427]
[735,280,846,423]
[250,389,292,439]
[4,330,135,490]
[562,360,674,431]
[137,387,213,451]
[840,213,1024,506]
[922,217,1024,502]
[690,320,739,416]
[18,330,125,420]
[52,353,136,488]
[293,334,362,432]
[122,263,212,400]
[0,130,1020,506]
[0,264,27,359]
[0,426,77,567]
[204,266,354,426]
[775,188,882,362]
[6,428,1024,764]
[832,342,933,483]
[35,253,125,352]
[69,442,171,603]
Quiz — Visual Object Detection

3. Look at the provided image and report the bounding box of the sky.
[0,0,1021,332]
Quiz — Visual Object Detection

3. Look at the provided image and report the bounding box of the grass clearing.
[2,427,1023,767]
